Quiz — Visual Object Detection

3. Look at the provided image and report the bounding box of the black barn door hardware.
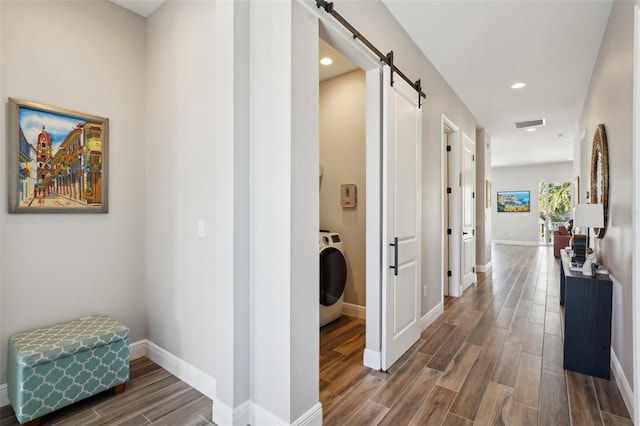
[316,0,426,108]
[389,237,399,276]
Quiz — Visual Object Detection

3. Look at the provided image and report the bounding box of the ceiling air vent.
[515,119,545,129]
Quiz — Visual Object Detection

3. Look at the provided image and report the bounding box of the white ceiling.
[111,0,165,18]
[319,39,361,81]
[382,0,613,167]
[115,0,613,168]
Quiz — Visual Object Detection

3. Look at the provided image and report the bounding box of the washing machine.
[319,231,347,327]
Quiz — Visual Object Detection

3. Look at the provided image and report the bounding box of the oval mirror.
[589,124,609,238]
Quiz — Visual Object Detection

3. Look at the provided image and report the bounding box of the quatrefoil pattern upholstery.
[8,315,129,424]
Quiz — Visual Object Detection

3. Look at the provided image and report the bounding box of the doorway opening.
[538,181,573,244]
[317,36,371,406]
[442,116,460,298]
[318,38,366,329]
[315,7,425,379]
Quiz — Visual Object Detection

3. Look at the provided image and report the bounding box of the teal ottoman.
[7,315,129,426]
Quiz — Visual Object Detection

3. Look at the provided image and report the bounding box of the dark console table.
[559,249,612,379]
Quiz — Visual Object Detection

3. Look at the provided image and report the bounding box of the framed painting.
[497,190,530,213]
[485,179,491,208]
[8,98,108,213]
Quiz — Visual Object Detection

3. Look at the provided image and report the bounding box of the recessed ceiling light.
[511,82,527,89]
[320,57,333,66]
[525,128,536,132]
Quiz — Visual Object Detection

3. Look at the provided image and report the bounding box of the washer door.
[319,247,347,306]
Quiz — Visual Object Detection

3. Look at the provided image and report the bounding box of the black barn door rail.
[316,0,426,108]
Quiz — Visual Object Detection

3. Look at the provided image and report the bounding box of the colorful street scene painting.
[10,99,108,213]
[497,190,530,213]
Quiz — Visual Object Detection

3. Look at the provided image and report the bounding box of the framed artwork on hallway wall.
[8,98,109,213]
[497,190,530,213]
[485,179,491,208]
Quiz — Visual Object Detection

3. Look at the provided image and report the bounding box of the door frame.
[634,4,640,424]
[636,5,640,424]
[441,115,461,298]
[316,16,387,369]
[461,133,477,291]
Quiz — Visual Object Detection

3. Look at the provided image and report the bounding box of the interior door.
[461,135,476,290]
[381,66,422,370]
[443,129,451,297]
[445,127,459,297]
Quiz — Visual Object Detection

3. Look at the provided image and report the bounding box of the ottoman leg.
[113,383,126,395]
[23,418,41,426]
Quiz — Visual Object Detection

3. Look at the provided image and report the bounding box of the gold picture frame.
[8,98,109,213]
[485,179,491,208]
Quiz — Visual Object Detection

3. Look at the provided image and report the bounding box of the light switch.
[198,220,205,238]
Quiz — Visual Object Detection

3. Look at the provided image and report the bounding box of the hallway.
[320,244,632,425]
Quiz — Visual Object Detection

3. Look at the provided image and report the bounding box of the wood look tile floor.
[0,357,213,426]
[0,245,632,426]
[320,244,633,425]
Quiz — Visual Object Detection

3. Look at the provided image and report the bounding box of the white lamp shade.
[573,204,604,228]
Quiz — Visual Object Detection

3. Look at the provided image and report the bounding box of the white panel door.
[381,66,422,370]
[462,135,476,290]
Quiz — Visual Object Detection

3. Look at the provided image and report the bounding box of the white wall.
[491,162,574,245]
[213,1,251,423]
[0,0,147,384]
[476,129,492,269]
[144,0,217,381]
[319,69,367,307]
[250,1,320,423]
[579,0,634,393]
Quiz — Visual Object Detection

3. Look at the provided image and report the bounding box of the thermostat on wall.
[341,184,357,208]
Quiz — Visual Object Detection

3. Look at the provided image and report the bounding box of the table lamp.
[573,203,604,275]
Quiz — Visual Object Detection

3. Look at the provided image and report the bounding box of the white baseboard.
[249,400,322,426]
[252,401,287,426]
[608,274,635,422]
[611,331,635,421]
[0,383,7,407]
[491,240,540,246]
[234,400,251,425]
[213,398,250,426]
[292,402,323,426]
[343,302,366,319]
[213,398,233,426]
[130,339,147,360]
[421,302,444,331]
[144,340,216,401]
[476,261,492,273]
[214,399,321,426]
[363,348,381,370]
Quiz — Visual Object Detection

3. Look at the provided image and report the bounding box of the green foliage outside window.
[539,182,572,223]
